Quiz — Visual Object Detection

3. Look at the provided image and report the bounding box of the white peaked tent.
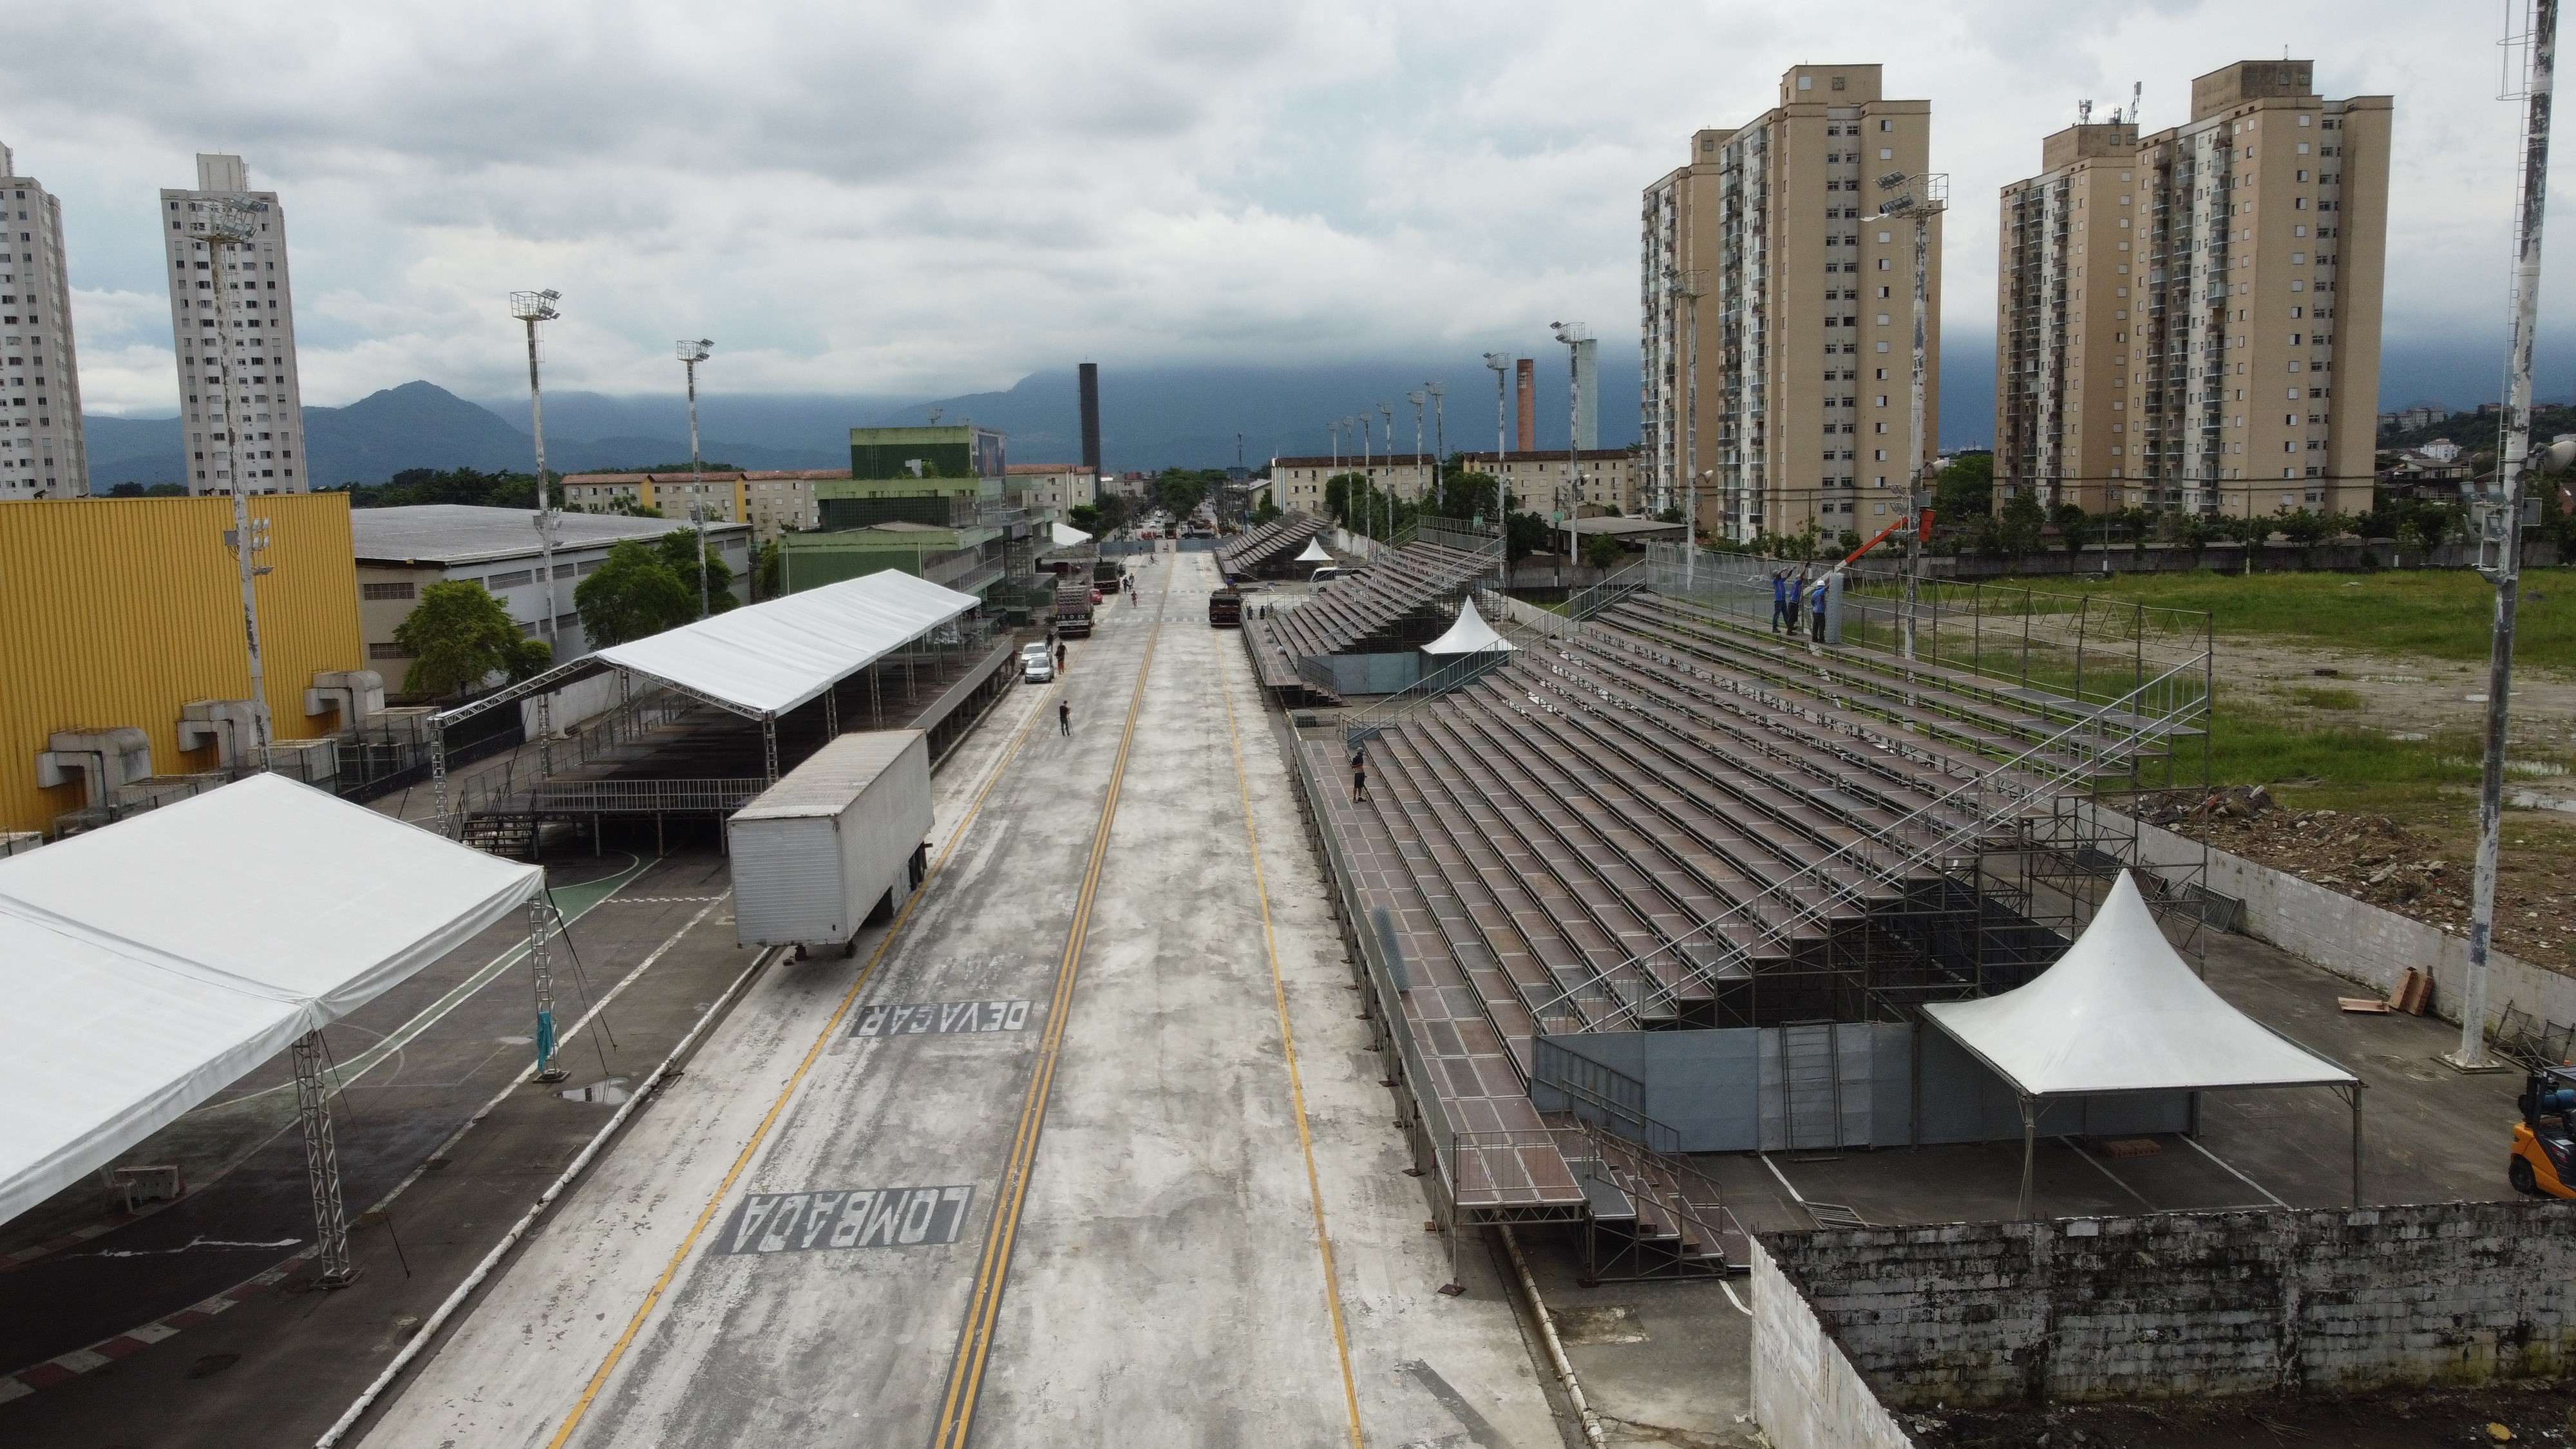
[0,775,544,1275]
[1051,521,1093,547]
[1294,538,1335,564]
[1422,600,1517,656]
[1923,871,2362,1216]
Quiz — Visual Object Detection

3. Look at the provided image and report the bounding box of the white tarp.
[1050,521,1093,547]
[1294,538,1334,563]
[597,569,979,717]
[0,775,543,1223]
[1422,600,1518,656]
[1923,871,2354,1097]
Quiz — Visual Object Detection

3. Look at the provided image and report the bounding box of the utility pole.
[511,289,564,651]
[1551,323,1589,560]
[1426,381,1446,515]
[1674,269,1707,533]
[2450,0,2559,1072]
[1875,170,1947,663]
[204,198,274,772]
[1379,401,1397,542]
[679,338,714,617]
[1484,352,1511,586]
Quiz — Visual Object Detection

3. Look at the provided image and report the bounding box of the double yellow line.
[931,580,1169,1446]
[543,672,1061,1449]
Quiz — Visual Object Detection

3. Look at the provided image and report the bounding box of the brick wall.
[1765,1202,2576,1408]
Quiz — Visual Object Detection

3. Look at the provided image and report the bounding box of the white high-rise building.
[0,141,89,498]
[162,153,308,495]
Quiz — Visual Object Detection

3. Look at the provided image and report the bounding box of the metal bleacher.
[1242,538,1502,704]
[1215,513,1328,576]
[1290,558,2212,1278]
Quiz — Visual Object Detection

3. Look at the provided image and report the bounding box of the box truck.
[728,730,934,960]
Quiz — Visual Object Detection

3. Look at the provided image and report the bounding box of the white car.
[1020,642,1055,683]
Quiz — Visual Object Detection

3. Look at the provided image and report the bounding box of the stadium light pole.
[678,337,714,618]
[1484,352,1511,585]
[204,197,274,774]
[511,289,564,650]
[2448,0,2559,1073]
[1875,171,1947,664]
[1426,381,1446,515]
[1379,401,1397,541]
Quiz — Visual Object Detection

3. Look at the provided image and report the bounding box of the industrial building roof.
[349,504,749,567]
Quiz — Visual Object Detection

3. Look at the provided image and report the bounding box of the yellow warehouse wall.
[0,495,365,835]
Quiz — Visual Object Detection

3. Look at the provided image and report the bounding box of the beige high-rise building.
[0,142,88,498]
[1642,64,1939,544]
[1994,61,2390,520]
[163,153,309,496]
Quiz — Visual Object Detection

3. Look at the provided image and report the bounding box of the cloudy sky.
[6,0,2557,421]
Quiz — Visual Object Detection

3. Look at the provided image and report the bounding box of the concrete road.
[363,549,1558,1449]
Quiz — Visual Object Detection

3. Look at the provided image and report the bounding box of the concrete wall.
[1750,1238,1919,1449]
[2111,808,2576,1038]
[1766,1202,2576,1409]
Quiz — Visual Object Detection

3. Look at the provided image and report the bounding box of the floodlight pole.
[679,339,713,618]
[1486,352,1511,586]
[512,290,564,657]
[1379,401,1397,542]
[1427,381,1446,515]
[204,200,274,773]
[2450,0,2557,1073]
[1877,172,1947,665]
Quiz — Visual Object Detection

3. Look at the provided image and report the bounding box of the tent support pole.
[2017,1095,2038,1222]
[430,725,450,838]
[762,716,779,784]
[530,892,565,1083]
[292,1030,358,1288]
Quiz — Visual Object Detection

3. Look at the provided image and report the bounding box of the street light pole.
[203,198,274,772]
[679,338,713,618]
[1426,381,1446,515]
[1874,171,1947,663]
[2450,0,2559,1072]
[1484,352,1511,587]
[511,289,564,652]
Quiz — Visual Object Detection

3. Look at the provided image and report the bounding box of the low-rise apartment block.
[1452,450,1643,517]
[1004,462,1094,515]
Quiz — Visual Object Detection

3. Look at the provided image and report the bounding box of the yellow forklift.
[2510,1064,2576,1197]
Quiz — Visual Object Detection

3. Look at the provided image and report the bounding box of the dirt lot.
[1916,1381,2576,1448]
[2159,797,2576,969]
[2222,635,2576,754]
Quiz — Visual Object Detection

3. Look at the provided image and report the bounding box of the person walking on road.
[1058,699,1071,736]
[1056,642,1067,675]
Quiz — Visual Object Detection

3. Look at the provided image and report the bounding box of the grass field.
[2013,566,2576,668]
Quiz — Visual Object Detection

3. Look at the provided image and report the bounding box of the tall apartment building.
[162,153,308,496]
[0,142,88,498]
[1642,64,1938,544]
[1994,62,2390,518]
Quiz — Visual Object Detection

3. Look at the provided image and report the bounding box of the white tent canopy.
[1422,600,1518,656]
[1923,871,2360,1213]
[0,775,543,1224]
[1294,538,1334,564]
[596,569,980,719]
[1050,521,1092,547]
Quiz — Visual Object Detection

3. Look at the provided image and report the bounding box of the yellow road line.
[542,679,1060,1449]
[931,565,1170,1448]
[1216,598,1368,1449]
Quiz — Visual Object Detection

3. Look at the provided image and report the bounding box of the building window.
[361,581,415,601]
[368,642,408,660]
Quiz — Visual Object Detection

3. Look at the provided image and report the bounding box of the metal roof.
[348,505,749,567]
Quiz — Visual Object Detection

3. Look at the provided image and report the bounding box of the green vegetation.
[324,467,543,509]
[575,530,738,645]
[2201,709,2484,808]
[104,482,190,497]
[2288,685,2363,710]
[2036,567,2576,668]
[392,580,552,697]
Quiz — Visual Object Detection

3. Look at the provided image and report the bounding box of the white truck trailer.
[728,730,934,959]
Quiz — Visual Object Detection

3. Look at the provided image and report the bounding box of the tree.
[393,580,551,698]
[652,528,740,614]
[576,540,697,647]
[105,481,190,498]
[753,539,784,600]
[1505,511,1553,562]
[1989,491,2045,562]
[1251,496,1282,526]
[2050,501,2091,562]
[1581,533,1625,570]
[1155,473,1209,520]
[1932,452,1994,529]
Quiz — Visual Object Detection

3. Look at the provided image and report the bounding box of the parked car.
[1019,641,1054,683]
